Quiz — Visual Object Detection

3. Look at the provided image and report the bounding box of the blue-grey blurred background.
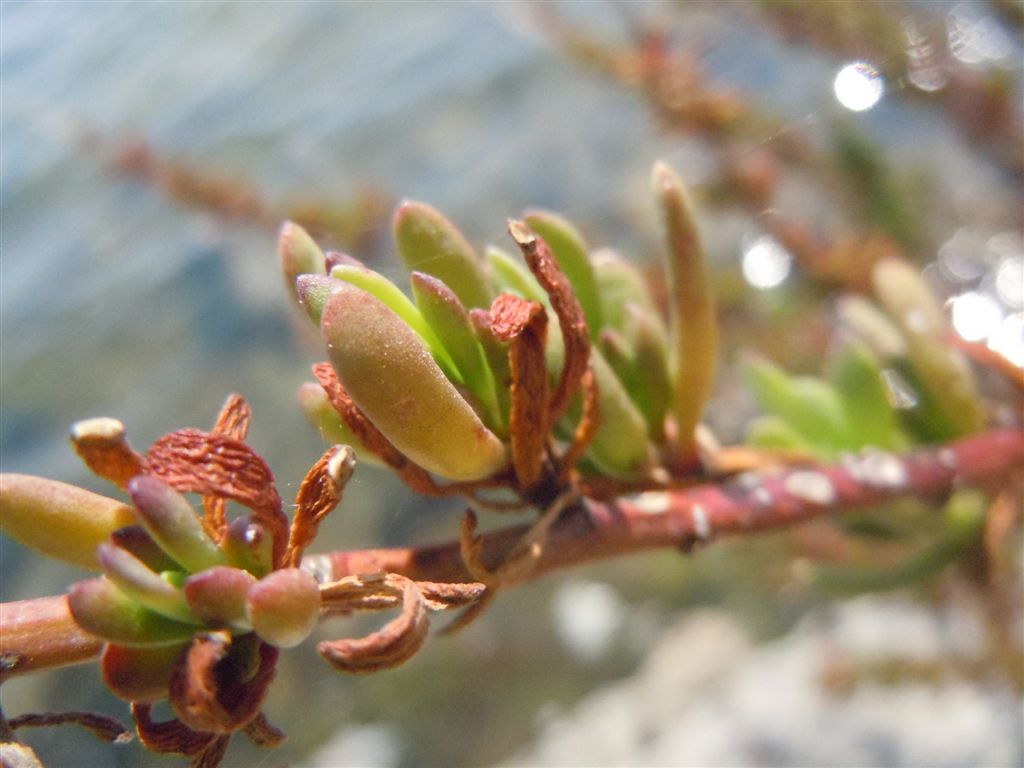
[2,2,1021,766]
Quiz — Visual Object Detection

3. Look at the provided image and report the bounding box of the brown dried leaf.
[319,574,400,616]
[211,394,252,440]
[490,294,549,490]
[508,221,591,423]
[559,365,600,478]
[284,445,356,567]
[9,711,132,744]
[190,735,231,768]
[131,703,218,756]
[458,509,495,585]
[200,395,252,541]
[69,418,148,489]
[146,429,287,566]
[416,581,487,611]
[243,713,286,749]
[311,363,442,495]
[168,633,278,735]
[318,575,429,674]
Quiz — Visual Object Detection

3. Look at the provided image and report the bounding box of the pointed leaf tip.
[393,200,491,309]
[127,476,225,573]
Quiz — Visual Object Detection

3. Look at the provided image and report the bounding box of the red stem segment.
[0,596,103,682]
[311,428,1024,584]
[2,429,1021,677]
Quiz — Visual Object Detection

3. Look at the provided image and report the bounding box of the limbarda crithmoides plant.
[1,162,1021,768]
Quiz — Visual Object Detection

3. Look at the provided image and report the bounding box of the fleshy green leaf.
[221,516,273,578]
[592,248,659,332]
[184,566,256,630]
[295,274,347,327]
[651,161,718,451]
[97,543,197,624]
[296,382,383,466]
[127,476,226,573]
[330,263,460,381]
[872,258,984,437]
[487,245,548,305]
[393,201,492,309]
[322,288,509,481]
[742,355,850,457]
[279,221,326,306]
[68,578,197,646]
[579,349,653,478]
[0,474,136,571]
[410,272,501,430]
[828,342,907,451]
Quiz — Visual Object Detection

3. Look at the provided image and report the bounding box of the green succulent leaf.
[487,245,549,305]
[745,415,815,452]
[592,248,658,333]
[296,382,384,466]
[651,161,718,451]
[0,474,136,571]
[393,200,492,310]
[578,349,653,478]
[279,221,326,306]
[221,516,273,578]
[410,272,502,430]
[742,355,851,457]
[127,476,226,574]
[184,566,257,631]
[97,543,198,624]
[872,258,985,438]
[828,342,908,452]
[322,287,509,482]
[68,578,197,647]
[329,263,460,381]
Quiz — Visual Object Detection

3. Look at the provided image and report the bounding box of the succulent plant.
[743,256,986,460]
[286,160,719,503]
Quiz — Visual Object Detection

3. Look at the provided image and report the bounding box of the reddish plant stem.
[2,429,1022,677]
[0,596,102,682]
[312,428,1024,585]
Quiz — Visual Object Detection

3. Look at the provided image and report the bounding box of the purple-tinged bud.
[221,515,273,577]
[295,274,349,327]
[184,566,257,630]
[102,643,184,703]
[279,221,326,305]
[127,476,225,573]
[68,578,196,646]
[111,525,180,573]
[324,250,365,272]
[97,543,196,624]
[246,568,320,648]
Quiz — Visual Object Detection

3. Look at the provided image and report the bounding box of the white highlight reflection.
[947,3,1015,67]
[834,61,884,112]
[950,291,1003,342]
[742,235,792,290]
[988,313,1024,367]
[996,256,1023,309]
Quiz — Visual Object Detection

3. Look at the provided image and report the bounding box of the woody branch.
[2,426,1021,680]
